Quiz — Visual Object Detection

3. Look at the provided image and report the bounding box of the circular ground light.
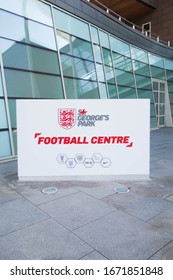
[114,186,129,193]
[42,187,58,194]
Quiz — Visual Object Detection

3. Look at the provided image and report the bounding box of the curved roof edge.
[47,0,173,59]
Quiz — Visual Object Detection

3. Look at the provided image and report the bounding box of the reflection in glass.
[113,53,132,71]
[54,8,90,41]
[99,31,109,48]
[93,44,102,63]
[2,41,60,74]
[57,31,94,61]
[99,83,108,99]
[150,66,165,79]
[61,54,96,80]
[28,20,56,50]
[8,99,16,128]
[131,46,148,63]
[0,69,4,96]
[133,60,150,76]
[108,84,117,99]
[165,59,173,70]
[96,64,105,82]
[90,26,99,44]
[0,0,53,26]
[135,75,152,90]
[5,69,64,99]
[0,100,8,129]
[116,70,135,87]
[118,86,137,98]
[102,48,112,66]
[0,10,25,41]
[149,54,164,68]
[110,36,130,57]
[64,78,99,99]
[105,66,115,84]
[0,131,11,158]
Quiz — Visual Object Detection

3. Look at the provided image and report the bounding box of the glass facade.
[0,0,173,160]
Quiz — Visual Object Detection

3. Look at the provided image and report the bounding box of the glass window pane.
[0,70,4,96]
[61,54,96,80]
[99,83,108,99]
[5,69,64,98]
[8,99,16,128]
[113,53,132,71]
[153,81,158,90]
[135,75,152,90]
[96,64,105,82]
[150,66,165,79]
[160,83,165,92]
[165,59,173,70]
[0,131,11,158]
[93,44,102,63]
[28,20,56,50]
[166,70,173,81]
[99,31,109,48]
[12,130,17,155]
[90,26,99,44]
[57,31,93,61]
[105,66,115,83]
[2,42,59,74]
[118,86,137,98]
[160,92,165,103]
[0,10,25,41]
[64,78,99,99]
[154,91,158,103]
[108,84,118,99]
[137,89,154,102]
[0,0,53,26]
[131,46,148,63]
[110,36,130,57]
[102,48,112,66]
[149,54,164,68]
[0,100,8,128]
[28,47,60,74]
[168,82,173,92]
[54,8,90,41]
[116,70,135,87]
[150,117,157,128]
[133,60,150,76]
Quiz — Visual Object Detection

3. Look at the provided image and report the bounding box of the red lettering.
[91,136,97,144]
[38,137,44,144]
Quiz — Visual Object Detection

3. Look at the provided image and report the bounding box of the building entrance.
[152,79,172,128]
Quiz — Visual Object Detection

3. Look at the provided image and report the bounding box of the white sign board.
[17,99,150,180]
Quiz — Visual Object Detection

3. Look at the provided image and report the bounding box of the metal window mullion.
[0,52,15,156]
[88,24,101,99]
[98,28,109,99]
[108,34,119,99]
[130,46,138,98]
[50,5,67,99]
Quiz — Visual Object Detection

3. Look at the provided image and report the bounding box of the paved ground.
[0,127,173,260]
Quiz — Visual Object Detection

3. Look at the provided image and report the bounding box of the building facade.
[0,0,173,161]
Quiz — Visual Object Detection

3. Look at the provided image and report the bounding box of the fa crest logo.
[58,108,76,129]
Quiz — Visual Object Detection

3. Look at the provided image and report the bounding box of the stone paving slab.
[74,210,173,260]
[0,219,93,260]
[8,180,79,206]
[0,198,48,237]
[101,186,173,221]
[149,241,173,260]
[0,181,21,204]
[73,181,116,199]
[80,250,108,260]
[39,192,115,230]
[148,208,173,234]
